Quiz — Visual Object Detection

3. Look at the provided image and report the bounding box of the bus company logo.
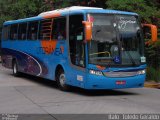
[40,40,57,54]
[119,17,136,30]
[39,40,65,55]
[37,46,64,55]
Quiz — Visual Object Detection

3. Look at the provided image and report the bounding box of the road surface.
[0,64,160,115]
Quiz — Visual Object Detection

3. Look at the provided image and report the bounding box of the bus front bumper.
[84,74,146,90]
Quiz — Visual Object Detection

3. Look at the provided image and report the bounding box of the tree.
[106,0,160,23]
[0,0,44,28]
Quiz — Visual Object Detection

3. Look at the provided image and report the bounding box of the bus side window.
[52,17,66,40]
[10,24,18,40]
[27,21,38,40]
[2,25,10,40]
[39,19,53,40]
[18,23,27,40]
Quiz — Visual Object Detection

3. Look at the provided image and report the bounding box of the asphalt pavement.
[0,64,160,115]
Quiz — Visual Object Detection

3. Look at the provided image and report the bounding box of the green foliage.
[106,0,160,23]
[145,41,160,67]
[146,66,160,82]
[145,40,160,82]
[0,1,12,29]
[158,30,160,39]
[9,0,37,18]
[54,0,70,9]
[40,0,71,10]
[0,0,44,28]
[0,0,159,26]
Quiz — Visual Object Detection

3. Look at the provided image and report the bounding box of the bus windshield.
[88,14,145,67]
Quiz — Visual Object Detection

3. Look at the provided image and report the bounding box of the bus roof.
[4,16,42,25]
[39,6,138,16]
[4,6,138,25]
[38,6,103,16]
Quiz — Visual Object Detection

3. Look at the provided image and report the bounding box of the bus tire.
[12,60,20,77]
[56,69,70,91]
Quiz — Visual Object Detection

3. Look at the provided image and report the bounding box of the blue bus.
[1,6,147,90]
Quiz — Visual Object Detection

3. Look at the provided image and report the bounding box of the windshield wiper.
[125,51,136,66]
[120,35,137,66]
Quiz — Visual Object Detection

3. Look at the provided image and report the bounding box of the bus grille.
[103,71,138,78]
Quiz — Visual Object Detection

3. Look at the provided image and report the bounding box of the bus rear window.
[2,25,10,40]
[10,24,18,40]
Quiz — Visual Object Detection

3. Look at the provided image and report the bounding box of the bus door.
[68,14,86,87]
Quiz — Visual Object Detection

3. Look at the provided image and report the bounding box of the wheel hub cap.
[59,74,65,86]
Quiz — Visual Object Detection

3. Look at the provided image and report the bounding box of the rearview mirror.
[142,24,158,44]
[82,21,92,42]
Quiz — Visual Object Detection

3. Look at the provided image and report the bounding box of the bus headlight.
[89,70,103,76]
[137,69,146,75]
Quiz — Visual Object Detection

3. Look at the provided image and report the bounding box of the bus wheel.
[12,60,20,76]
[57,69,70,91]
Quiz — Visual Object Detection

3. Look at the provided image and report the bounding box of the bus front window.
[88,14,119,66]
[88,14,145,67]
[117,15,145,66]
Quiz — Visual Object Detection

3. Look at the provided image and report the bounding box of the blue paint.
[61,8,138,16]
[86,73,145,89]
[4,16,43,25]
[1,7,146,90]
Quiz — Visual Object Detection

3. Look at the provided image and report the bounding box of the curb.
[144,83,160,89]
